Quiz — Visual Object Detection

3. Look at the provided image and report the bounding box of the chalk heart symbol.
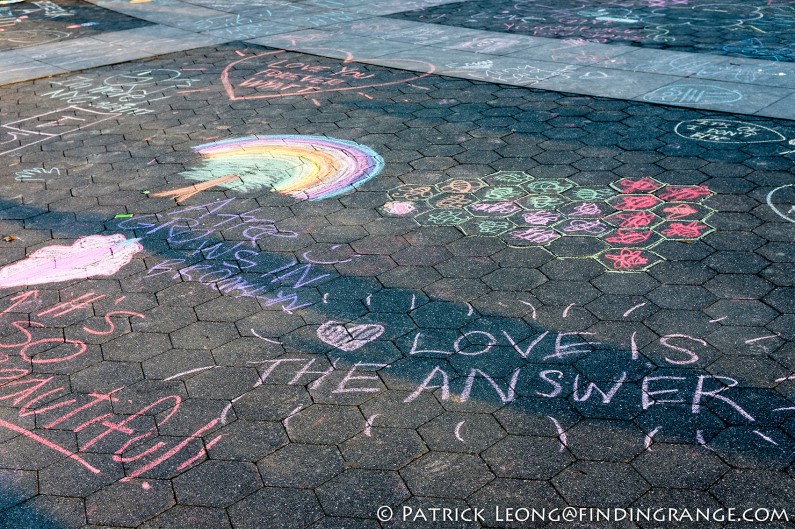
[221,48,435,101]
[317,321,385,352]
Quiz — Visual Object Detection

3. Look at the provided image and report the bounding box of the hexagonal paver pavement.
[0,9,794,528]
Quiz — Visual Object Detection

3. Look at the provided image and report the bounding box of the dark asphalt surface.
[0,1,794,528]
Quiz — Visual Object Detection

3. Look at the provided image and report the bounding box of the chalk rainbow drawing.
[0,234,143,288]
[152,135,385,202]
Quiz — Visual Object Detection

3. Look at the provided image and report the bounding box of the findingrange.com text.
[376,506,791,524]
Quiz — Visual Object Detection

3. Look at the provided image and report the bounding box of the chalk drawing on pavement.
[382,173,715,272]
[151,135,384,202]
[0,234,143,288]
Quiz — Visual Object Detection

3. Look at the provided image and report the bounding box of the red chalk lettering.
[0,291,40,316]
[0,368,31,384]
[298,75,327,84]
[176,433,225,471]
[20,337,86,364]
[44,389,122,428]
[37,292,105,318]
[81,395,181,451]
[122,418,221,481]
[242,80,285,90]
[17,386,72,418]
[113,437,166,463]
[82,311,145,336]
[0,377,58,407]
[0,417,100,474]
[0,321,41,348]
[332,65,374,79]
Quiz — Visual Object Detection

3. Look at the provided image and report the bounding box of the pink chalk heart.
[383,201,416,215]
[221,48,435,101]
[317,321,385,351]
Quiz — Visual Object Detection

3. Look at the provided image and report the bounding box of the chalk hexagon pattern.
[381,173,715,272]
[153,135,385,202]
[0,234,143,288]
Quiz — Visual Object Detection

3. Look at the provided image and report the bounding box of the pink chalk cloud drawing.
[0,234,143,288]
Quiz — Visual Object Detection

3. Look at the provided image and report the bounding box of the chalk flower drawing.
[0,234,143,288]
[153,135,384,202]
[317,321,385,351]
[383,173,716,271]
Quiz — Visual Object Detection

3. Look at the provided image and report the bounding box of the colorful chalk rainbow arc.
[154,135,385,202]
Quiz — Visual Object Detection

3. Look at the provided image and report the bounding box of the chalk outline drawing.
[767,184,795,223]
[642,83,743,105]
[0,28,71,48]
[0,105,120,156]
[221,48,435,101]
[317,320,386,351]
[443,59,577,86]
[43,69,199,115]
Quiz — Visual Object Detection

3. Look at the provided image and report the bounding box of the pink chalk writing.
[0,291,221,480]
